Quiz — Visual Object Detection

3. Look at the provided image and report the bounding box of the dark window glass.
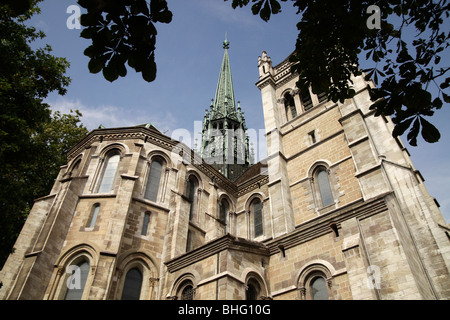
[141,212,150,236]
[88,204,100,228]
[246,279,261,300]
[144,160,163,202]
[65,260,90,300]
[317,91,328,103]
[301,90,313,111]
[188,176,198,221]
[311,277,328,300]
[121,268,143,300]
[219,199,228,223]
[317,169,333,207]
[181,283,194,300]
[284,93,297,121]
[253,199,263,237]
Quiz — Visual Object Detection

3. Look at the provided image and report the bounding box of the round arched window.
[310,276,328,300]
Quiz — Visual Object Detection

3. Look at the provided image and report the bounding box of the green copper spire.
[211,34,237,120]
[200,36,250,181]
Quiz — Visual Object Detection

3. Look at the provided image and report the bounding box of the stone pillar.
[256,63,295,238]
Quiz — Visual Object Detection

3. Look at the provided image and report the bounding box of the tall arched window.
[284,92,297,121]
[141,212,151,236]
[317,168,333,207]
[219,198,229,224]
[310,276,329,300]
[251,198,263,238]
[87,203,100,228]
[70,159,82,177]
[64,260,90,300]
[187,175,199,221]
[144,158,163,202]
[121,268,143,300]
[246,278,261,300]
[98,151,120,193]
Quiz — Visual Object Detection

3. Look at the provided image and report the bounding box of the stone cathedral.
[1,39,449,300]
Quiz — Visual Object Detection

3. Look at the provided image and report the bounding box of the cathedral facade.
[1,41,449,300]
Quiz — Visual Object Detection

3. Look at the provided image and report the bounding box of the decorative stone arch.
[114,251,159,300]
[146,149,172,167]
[295,260,336,300]
[48,243,99,300]
[307,160,332,178]
[244,192,265,212]
[217,192,235,225]
[98,142,128,158]
[242,270,270,300]
[217,192,235,212]
[66,153,84,177]
[168,272,199,300]
[186,169,204,191]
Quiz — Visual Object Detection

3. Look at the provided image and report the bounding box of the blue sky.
[28,0,449,222]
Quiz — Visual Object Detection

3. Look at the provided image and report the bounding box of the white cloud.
[47,97,179,135]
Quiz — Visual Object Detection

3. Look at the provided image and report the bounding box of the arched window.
[301,89,313,111]
[141,212,150,236]
[310,276,329,300]
[246,278,261,300]
[297,262,334,300]
[187,175,199,221]
[178,280,195,300]
[251,198,263,238]
[284,92,297,121]
[64,260,90,300]
[144,158,163,202]
[121,268,143,300]
[219,198,229,224]
[317,168,333,207]
[98,151,120,193]
[70,159,82,177]
[87,203,100,228]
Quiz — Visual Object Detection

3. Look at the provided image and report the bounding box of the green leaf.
[251,0,264,16]
[102,64,119,82]
[407,118,420,146]
[141,58,157,82]
[420,116,440,143]
[392,117,414,137]
[150,0,173,23]
[269,0,282,14]
[432,97,443,109]
[260,0,271,21]
[88,54,109,74]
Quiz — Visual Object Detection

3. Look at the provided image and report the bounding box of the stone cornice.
[165,234,269,273]
[237,174,269,197]
[266,193,391,255]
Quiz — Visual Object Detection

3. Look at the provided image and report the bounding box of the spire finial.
[223,32,230,49]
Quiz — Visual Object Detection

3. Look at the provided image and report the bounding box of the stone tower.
[200,36,250,181]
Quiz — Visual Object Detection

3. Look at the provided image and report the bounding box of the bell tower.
[200,36,250,181]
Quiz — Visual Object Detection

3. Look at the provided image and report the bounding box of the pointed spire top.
[223,32,230,49]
